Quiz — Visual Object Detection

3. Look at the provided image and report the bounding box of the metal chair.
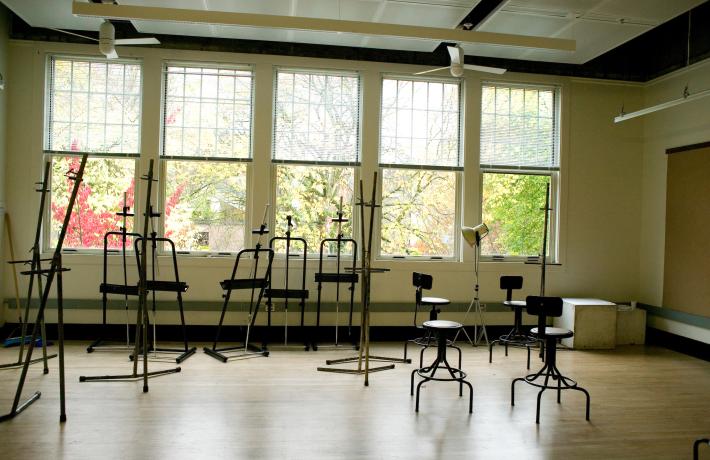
[403,272,450,365]
[511,296,590,424]
[489,276,537,369]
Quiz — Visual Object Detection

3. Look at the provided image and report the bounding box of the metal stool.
[511,296,591,424]
[403,272,451,365]
[410,320,473,413]
[489,276,537,369]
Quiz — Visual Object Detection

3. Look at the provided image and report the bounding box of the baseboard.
[646,327,710,362]
[1,323,515,346]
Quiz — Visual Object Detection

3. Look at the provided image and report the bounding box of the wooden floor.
[0,341,708,459]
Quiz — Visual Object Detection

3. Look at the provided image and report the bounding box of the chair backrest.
[525,296,563,335]
[412,272,433,325]
[500,276,523,302]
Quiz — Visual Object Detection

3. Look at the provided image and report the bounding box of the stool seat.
[421,296,450,306]
[503,300,526,308]
[530,326,573,339]
[423,320,461,330]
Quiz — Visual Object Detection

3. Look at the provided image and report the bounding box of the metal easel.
[313,197,358,351]
[79,160,181,391]
[265,215,310,350]
[86,194,141,353]
[131,206,196,364]
[318,173,408,386]
[0,167,56,371]
[0,154,87,423]
[204,205,274,362]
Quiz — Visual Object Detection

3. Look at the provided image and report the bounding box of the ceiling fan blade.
[48,28,98,42]
[414,66,450,75]
[447,45,463,66]
[106,49,119,59]
[114,37,161,45]
[463,64,507,74]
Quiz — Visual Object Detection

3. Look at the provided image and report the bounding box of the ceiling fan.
[415,45,506,77]
[50,19,159,59]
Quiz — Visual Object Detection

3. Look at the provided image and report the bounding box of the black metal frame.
[1,164,56,371]
[0,155,87,423]
[203,246,275,362]
[489,276,537,369]
[79,160,181,391]
[131,227,196,364]
[313,210,358,351]
[265,215,310,351]
[86,226,142,353]
[511,296,590,424]
[410,322,472,413]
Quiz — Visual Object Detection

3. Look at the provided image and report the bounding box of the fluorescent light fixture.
[614,87,710,123]
[462,223,488,247]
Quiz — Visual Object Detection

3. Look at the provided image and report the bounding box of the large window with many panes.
[378,76,461,259]
[161,63,252,253]
[480,82,559,262]
[45,56,140,250]
[272,68,359,256]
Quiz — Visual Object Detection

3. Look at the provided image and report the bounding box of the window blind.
[162,64,253,160]
[46,56,142,155]
[273,69,360,165]
[379,76,462,170]
[480,83,559,171]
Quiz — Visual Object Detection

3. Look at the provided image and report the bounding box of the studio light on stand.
[454,223,489,346]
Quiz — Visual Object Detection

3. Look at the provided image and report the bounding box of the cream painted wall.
[638,58,710,343]
[2,39,646,326]
[0,5,10,326]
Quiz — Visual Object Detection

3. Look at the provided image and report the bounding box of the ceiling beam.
[71,1,576,52]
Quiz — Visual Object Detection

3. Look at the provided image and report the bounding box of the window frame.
[376,73,464,261]
[478,81,561,263]
[158,61,255,256]
[42,54,143,253]
[271,67,363,259]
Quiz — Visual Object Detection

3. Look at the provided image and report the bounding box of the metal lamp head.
[461,223,488,247]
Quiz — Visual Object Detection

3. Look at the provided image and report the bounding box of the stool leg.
[489,340,495,363]
[415,379,426,412]
[557,374,562,403]
[505,342,508,356]
[536,387,546,424]
[526,345,531,370]
[511,377,523,406]
[403,340,408,361]
[410,368,417,396]
[462,379,473,413]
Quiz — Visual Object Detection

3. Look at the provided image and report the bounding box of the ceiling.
[1,0,706,66]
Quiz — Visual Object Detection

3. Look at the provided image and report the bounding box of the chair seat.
[421,296,450,306]
[503,300,526,308]
[423,320,461,330]
[531,326,573,339]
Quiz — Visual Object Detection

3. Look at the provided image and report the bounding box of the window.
[161,64,252,253]
[273,69,360,255]
[480,83,560,261]
[379,76,461,258]
[45,56,140,250]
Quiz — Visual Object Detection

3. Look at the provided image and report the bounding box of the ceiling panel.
[1,0,103,30]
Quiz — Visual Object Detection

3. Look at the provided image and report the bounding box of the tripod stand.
[0,155,87,423]
[80,160,181,391]
[454,224,489,346]
[318,173,407,386]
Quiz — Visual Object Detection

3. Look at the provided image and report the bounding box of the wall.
[2,39,645,328]
[0,5,10,326]
[639,58,710,344]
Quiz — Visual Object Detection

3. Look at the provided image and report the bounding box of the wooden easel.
[317,173,408,386]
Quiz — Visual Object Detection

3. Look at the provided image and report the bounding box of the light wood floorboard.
[0,342,709,459]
